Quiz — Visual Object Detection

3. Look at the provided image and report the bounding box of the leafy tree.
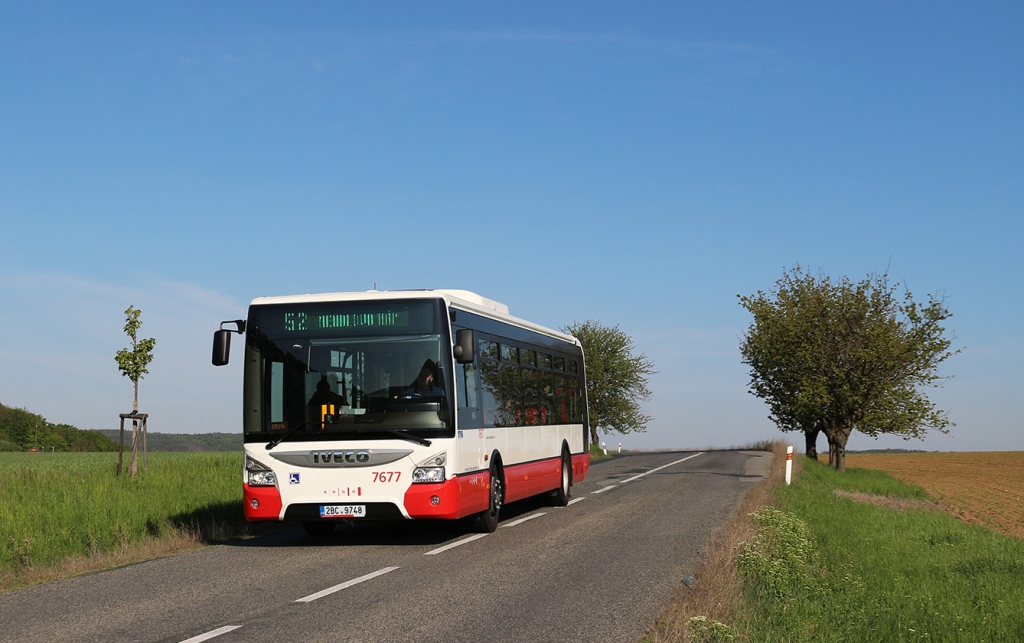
[71,430,118,452]
[0,404,38,447]
[115,305,156,475]
[563,320,656,446]
[739,266,957,471]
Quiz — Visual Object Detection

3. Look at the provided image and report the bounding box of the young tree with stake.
[115,305,155,476]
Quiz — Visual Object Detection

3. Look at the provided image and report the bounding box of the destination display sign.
[251,300,439,337]
[283,309,408,332]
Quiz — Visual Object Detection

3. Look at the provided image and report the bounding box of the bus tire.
[476,462,503,533]
[302,520,335,539]
[550,449,572,507]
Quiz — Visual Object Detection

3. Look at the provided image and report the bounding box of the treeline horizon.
[0,402,117,452]
[0,402,242,452]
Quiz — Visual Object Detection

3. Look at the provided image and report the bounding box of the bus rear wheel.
[475,466,503,533]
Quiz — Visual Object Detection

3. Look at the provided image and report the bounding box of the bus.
[211,289,590,536]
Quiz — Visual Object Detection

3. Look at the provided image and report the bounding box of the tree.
[739,266,957,471]
[563,320,656,446]
[115,305,156,476]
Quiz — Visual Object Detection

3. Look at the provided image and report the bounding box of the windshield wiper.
[266,422,315,450]
[358,427,432,447]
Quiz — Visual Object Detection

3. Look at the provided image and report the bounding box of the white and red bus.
[212,289,590,536]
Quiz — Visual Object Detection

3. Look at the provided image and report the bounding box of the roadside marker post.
[785,446,793,485]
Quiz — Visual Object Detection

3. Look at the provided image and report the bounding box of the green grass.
[737,460,1024,642]
[0,452,245,574]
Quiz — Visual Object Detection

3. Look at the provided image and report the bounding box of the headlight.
[248,470,277,486]
[246,456,277,486]
[411,467,445,484]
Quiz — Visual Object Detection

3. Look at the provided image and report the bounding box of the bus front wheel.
[476,465,503,533]
[549,450,572,507]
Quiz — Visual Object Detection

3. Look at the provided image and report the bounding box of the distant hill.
[99,430,242,452]
[0,402,118,452]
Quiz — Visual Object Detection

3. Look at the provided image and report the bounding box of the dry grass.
[644,440,792,643]
[0,529,205,592]
[832,489,943,512]
[0,519,286,594]
[845,451,1024,539]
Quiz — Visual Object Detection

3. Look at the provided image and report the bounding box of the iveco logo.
[270,448,412,468]
[312,450,370,465]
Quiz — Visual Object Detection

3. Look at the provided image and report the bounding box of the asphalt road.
[0,449,772,643]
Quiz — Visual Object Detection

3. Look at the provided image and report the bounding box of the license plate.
[319,504,365,519]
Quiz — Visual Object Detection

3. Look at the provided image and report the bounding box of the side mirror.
[453,328,475,364]
[212,319,246,367]
[212,329,232,366]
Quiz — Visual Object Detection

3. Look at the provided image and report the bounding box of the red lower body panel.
[572,452,590,483]
[403,471,491,520]
[503,456,563,503]
[244,483,283,521]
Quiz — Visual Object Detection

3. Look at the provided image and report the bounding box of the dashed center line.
[567,497,586,506]
[424,533,489,556]
[500,512,546,528]
[592,452,705,494]
[295,566,400,603]
[178,625,242,643]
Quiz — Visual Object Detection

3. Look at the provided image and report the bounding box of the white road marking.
[567,497,586,506]
[295,566,400,603]
[620,453,704,484]
[500,512,546,528]
[178,625,242,643]
[591,484,617,494]
[424,533,489,556]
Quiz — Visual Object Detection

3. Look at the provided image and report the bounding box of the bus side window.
[570,371,584,424]
[555,374,568,424]
[456,362,482,429]
[466,363,479,408]
[540,369,555,425]
[478,340,500,428]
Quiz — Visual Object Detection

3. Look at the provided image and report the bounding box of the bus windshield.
[243,299,453,442]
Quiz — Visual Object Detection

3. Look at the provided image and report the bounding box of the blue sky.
[1,2,1021,452]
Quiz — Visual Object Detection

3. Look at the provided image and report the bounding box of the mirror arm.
[220,319,246,334]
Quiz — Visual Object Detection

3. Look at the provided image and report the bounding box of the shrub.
[0,440,21,452]
[687,616,735,643]
[737,506,816,599]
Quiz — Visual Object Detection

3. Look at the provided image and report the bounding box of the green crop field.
[0,452,245,578]
[736,460,1024,642]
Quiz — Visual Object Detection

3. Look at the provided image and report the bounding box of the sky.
[1,2,1022,452]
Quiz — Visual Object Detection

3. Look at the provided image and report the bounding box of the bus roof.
[249,289,579,346]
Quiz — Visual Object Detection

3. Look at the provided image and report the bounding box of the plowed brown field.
[845,451,1024,539]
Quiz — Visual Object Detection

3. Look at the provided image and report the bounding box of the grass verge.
[644,441,790,643]
[646,448,1024,642]
[0,452,268,592]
